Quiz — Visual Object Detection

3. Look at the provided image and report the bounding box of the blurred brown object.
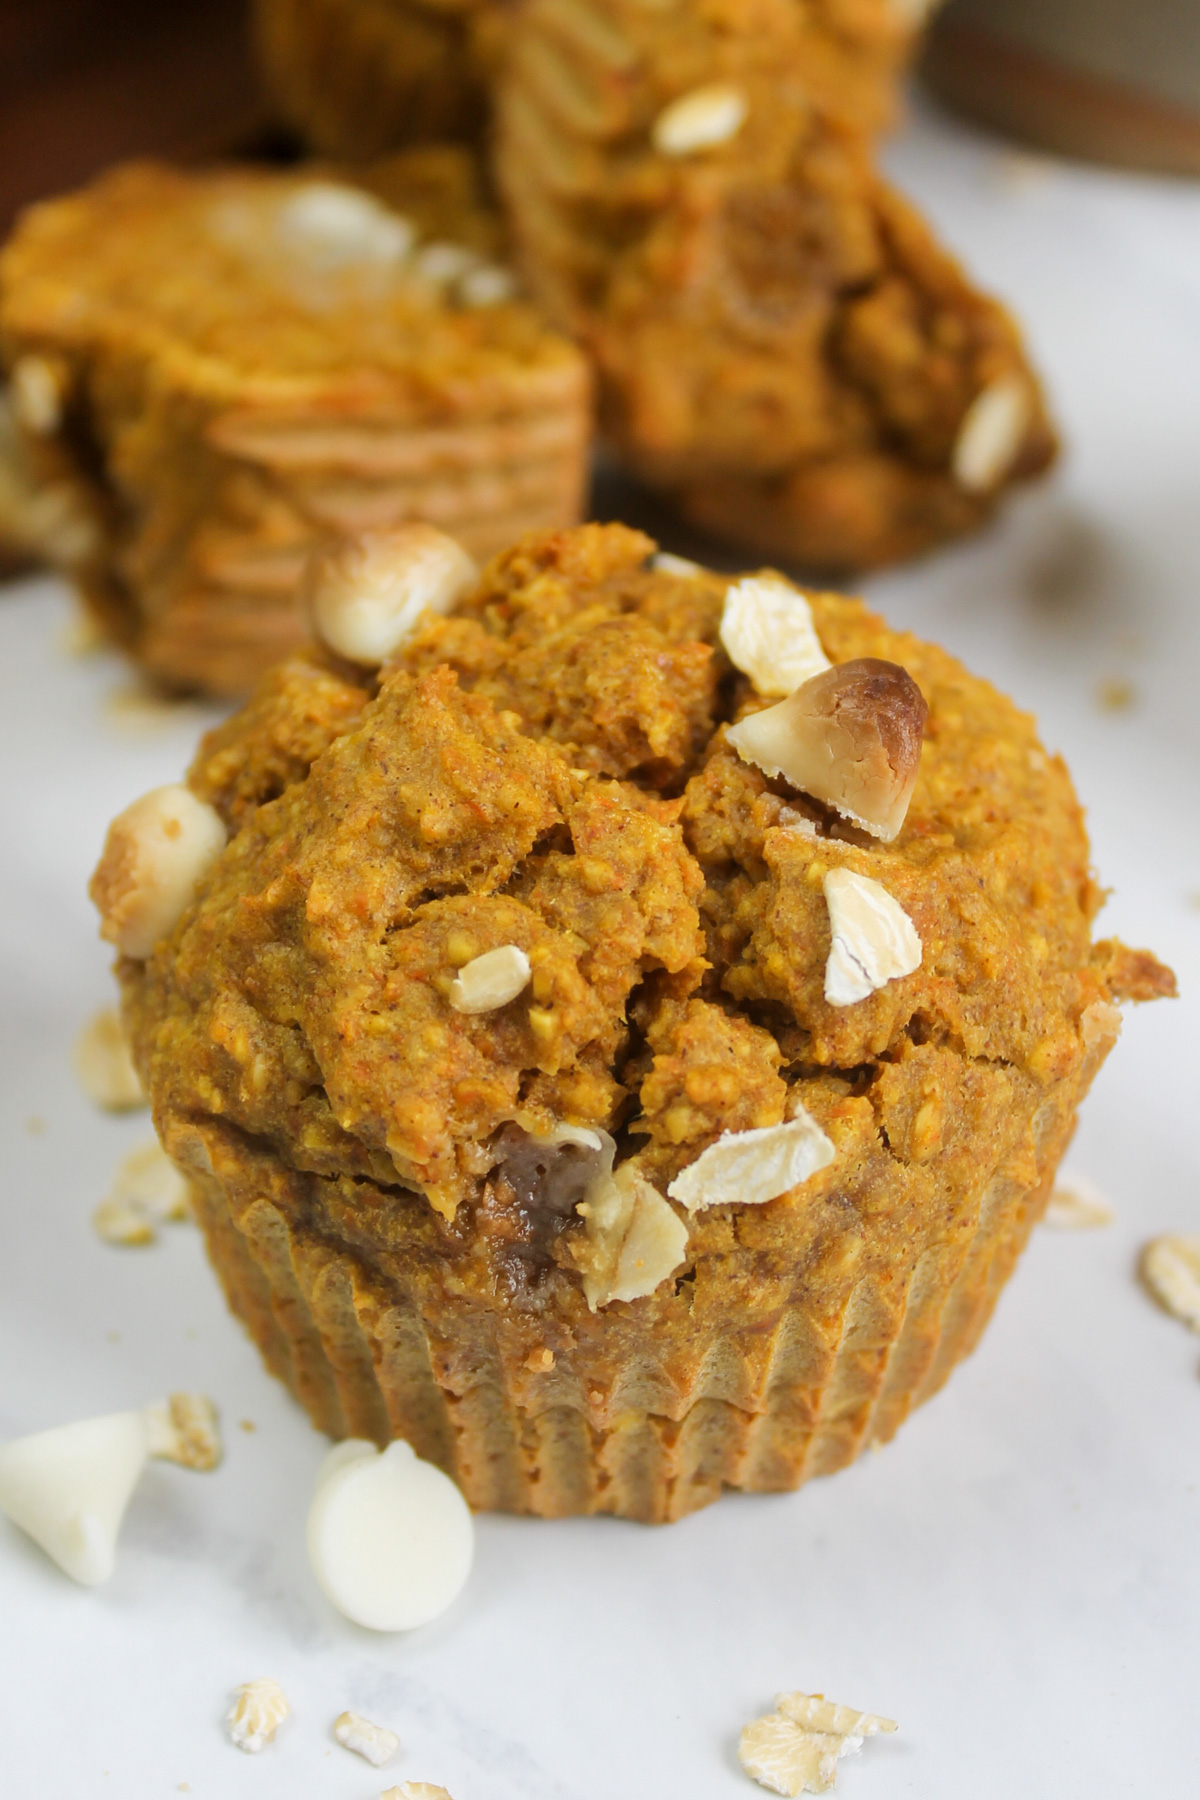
[0,0,268,241]
[923,0,1200,177]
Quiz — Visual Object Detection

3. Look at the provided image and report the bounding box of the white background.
[1,97,1198,1798]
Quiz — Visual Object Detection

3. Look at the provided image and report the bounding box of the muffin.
[91,522,1173,1522]
[0,154,590,694]
[494,0,1056,569]
[252,0,927,167]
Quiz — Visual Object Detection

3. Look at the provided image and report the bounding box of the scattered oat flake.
[94,1141,192,1246]
[144,1394,222,1471]
[93,1195,156,1247]
[74,1007,146,1111]
[226,1679,289,1753]
[667,1109,835,1214]
[1141,1235,1200,1332]
[1044,1174,1114,1229]
[381,1786,454,1800]
[740,1694,896,1796]
[334,1711,399,1767]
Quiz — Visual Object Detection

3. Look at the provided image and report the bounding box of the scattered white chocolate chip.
[0,1411,149,1585]
[653,83,748,156]
[413,240,480,284]
[73,1006,146,1111]
[823,868,921,1007]
[90,784,227,959]
[727,660,927,841]
[952,374,1032,493]
[307,1439,474,1630]
[668,1107,835,1214]
[720,575,831,699]
[10,354,64,434]
[448,945,532,1014]
[334,1711,400,1768]
[1043,1174,1114,1230]
[305,524,477,666]
[1141,1234,1200,1332]
[226,1678,290,1754]
[144,1394,222,1472]
[458,264,518,307]
[576,1161,688,1309]
[94,1140,192,1246]
[278,183,413,266]
[382,1786,454,1800]
[651,551,703,578]
[740,1694,897,1796]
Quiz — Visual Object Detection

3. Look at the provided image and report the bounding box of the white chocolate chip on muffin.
[668,1110,835,1214]
[226,1678,290,1753]
[653,83,748,155]
[305,524,478,666]
[726,660,927,841]
[448,945,532,1014]
[823,868,922,1006]
[90,784,226,959]
[720,576,831,699]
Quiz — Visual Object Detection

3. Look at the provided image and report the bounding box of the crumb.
[1095,677,1136,713]
[106,1330,121,1344]
[239,1418,257,1433]
[25,1115,45,1135]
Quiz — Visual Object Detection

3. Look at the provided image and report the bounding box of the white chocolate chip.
[0,1411,149,1585]
[823,868,921,1006]
[413,241,481,284]
[278,183,413,266]
[90,784,227,959]
[740,1694,897,1795]
[667,1107,835,1214]
[1043,1174,1114,1229]
[448,945,532,1014]
[307,1439,474,1631]
[73,1006,146,1111]
[576,1161,688,1309]
[653,83,748,155]
[382,1786,455,1800]
[1141,1234,1200,1332]
[333,1711,400,1768]
[651,551,703,578]
[458,264,518,307]
[305,524,478,666]
[720,575,831,698]
[952,374,1032,493]
[10,354,64,434]
[144,1394,222,1471]
[226,1678,290,1754]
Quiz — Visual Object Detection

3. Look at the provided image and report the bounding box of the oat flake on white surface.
[226,1678,290,1753]
[719,576,831,698]
[73,1006,146,1111]
[1141,1235,1200,1332]
[823,868,921,1006]
[740,1693,897,1795]
[382,1785,454,1800]
[94,1140,191,1246]
[333,1710,400,1767]
[1044,1174,1115,1229]
[667,1109,835,1213]
[144,1394,222,1471]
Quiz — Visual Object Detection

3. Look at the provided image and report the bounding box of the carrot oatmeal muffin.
[494,0,1055,569]
[0,153,589,694]
[252,0,929,167]
[90,522,1172,1522]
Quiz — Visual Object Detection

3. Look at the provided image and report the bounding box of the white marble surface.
[1,99,1199,1799]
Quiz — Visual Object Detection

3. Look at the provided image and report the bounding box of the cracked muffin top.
[104,523,1170,1311]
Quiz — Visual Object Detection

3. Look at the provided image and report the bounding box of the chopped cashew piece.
[1044,1174,1114,1229]
[307,1439,474,1631]
[278,182,413,265]
[653,83,748,155]
[11,354,64,434]
[93,1140,191,1246]
[90,784,226,958]
[333,1711,400,1768]
[823,869,921,1006]
[0,1410,149,1585]
[448,945,532,1014]
[720,576,831,698]
[144,1394,222,1471]
[668,1108,835,1214]
[740,1693,897,1796]
[576,1162,688,1308]
[305,524,477,666]
[1141,1235,1200,1332]
[226,1679,290,1754]
[382,1786,455,1800]
[73,1006,146,1111]
[651,551,703,578]
[727,660,927,841]
[952,374,1032,493]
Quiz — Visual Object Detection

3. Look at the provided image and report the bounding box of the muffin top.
[108,524,1169,1317]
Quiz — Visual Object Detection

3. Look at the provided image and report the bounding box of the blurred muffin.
[494,0,1055,569]
[92,522,1172,1521]
[0,153,590,693]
